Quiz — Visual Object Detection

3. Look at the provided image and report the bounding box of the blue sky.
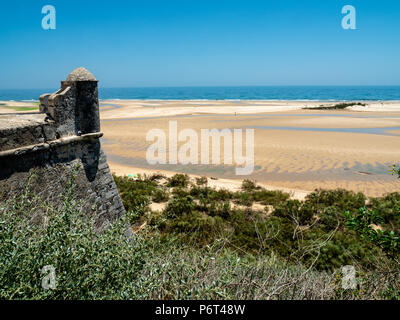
[0,0,399,89]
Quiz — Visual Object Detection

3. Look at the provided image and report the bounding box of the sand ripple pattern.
[100,102,400,197]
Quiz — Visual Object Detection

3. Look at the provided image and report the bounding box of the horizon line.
[1,84,400,91]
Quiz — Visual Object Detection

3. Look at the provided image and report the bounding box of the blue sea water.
[0,86,399,101]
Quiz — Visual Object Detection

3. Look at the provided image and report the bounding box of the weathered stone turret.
[40,67,100,138]
[0,68,129,234]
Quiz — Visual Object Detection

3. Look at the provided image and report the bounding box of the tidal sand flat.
[99,100,400,197]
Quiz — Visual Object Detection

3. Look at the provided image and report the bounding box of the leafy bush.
[151,188,169,203]
[253,189,290,206]
[168,213,225,246]
[241,179,258,192]
[171,187,190,198]
[122,191,150,214]
[305,189,366,212]
[208,201,231,219]
[209,188,232,201]
[1,172,399,299]
[114,175,399,272]
[148,173,166,182]
[344,207,400,257]
[0,177,148,299]
[167,174,190,188]
[391,164,400,178]
[113,175,155,213]
[368,192,400,233]
[190,187,232,203]
[165,196,195,218]
[233,191,254,207]
[234,186,290,207]
[133,244,339,300]
[195,176,208,186]
[190,186,211,199]
[273,199,310,223]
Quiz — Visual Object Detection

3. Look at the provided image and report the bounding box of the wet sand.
[2,99,399,196]
[99,100,400,197]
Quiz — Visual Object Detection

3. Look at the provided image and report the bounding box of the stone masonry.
[0,68,130,233]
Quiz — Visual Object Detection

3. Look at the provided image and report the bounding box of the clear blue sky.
[0,0,399,89]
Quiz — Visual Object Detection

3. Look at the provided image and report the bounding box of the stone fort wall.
[0,68,128,231]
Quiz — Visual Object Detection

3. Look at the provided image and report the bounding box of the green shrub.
[114,175,156,214]
[151,188,169,203]
[165,196,195,218]
[208,201,231,219]
[234,186,290,207]
[114,174,158,193]
[344,207,400,257]
[195,176,208,186]
[241,179,258,192]
[148,211,167,229]
[171,187,190,198]
[168,212,225,246]
[167,174,190,188]
[189,186,211,198]
[148,173,166,182]
[391,165,400,179]
[273,199,302,220]
[317,206,343,231]
[0,178,149,299]
[305,189,366,212]
[210,188,232,201]
[2,172,399,300]
[253,189,290,206]
[189,187,232,210]
[114,174,399,273]
[296,203,315,225]
[233,192,254,207]
[121,191,150,214]
[368,193,400,232]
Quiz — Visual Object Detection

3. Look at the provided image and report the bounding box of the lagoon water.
[249,125,400,136]
[1,86,400,101]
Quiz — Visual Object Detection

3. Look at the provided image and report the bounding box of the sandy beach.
[96,100,400,197]
[99,99,400,119]
[2,99,400,197]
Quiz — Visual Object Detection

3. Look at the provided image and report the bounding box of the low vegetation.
[303,102,366,110]
[0,174,148,299]
[116,175,399,271]
[0,171,399,299]
[116,173,399,299]
[0,105,39,111]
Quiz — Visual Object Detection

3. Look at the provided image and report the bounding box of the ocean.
[0,86,399,101]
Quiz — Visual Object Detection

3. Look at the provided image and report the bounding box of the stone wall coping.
[0,132,103,158]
